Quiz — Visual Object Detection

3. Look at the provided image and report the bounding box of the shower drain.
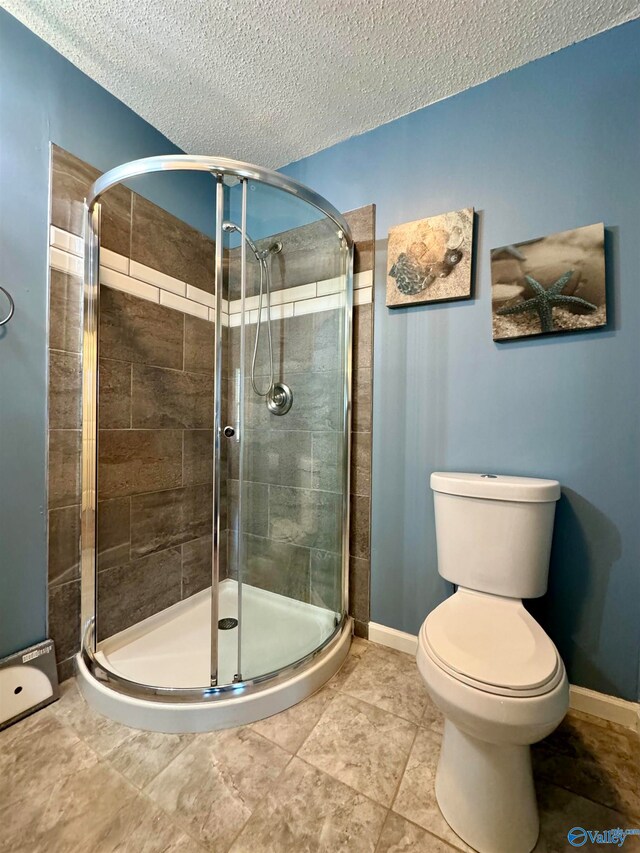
[218,618,238,630]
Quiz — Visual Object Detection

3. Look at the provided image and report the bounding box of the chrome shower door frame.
[80,155,354,703]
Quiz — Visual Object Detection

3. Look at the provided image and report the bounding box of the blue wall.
[282,21,640,702]
[0,10,213,658]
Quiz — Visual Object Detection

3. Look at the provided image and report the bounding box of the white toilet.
[417,472,569,853]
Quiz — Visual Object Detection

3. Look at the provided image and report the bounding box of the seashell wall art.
[386,207,474,307]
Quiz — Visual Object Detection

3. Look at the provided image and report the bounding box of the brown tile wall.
[47,146,219,676]
[96,291,216,642]
[347,206,375,638]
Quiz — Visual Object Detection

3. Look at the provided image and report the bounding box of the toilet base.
[435,720,539,853]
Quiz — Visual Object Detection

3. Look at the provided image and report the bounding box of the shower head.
[222,221,282,259]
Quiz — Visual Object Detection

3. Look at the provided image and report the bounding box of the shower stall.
[76,156,353,731]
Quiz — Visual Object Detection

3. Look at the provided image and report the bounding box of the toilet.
[417,472,569,853]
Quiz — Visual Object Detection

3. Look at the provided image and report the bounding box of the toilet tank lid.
[430,472,560,503]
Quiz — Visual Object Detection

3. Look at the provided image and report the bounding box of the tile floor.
[1,638,638,853]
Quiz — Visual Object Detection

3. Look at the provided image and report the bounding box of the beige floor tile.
[0,710,98,812]
[533,742,640,820]
[375,811,459,852]
[341,644,430,724]
[251,686,335,753]
[392,728,473,852]
[326,636,370,691]
[536,781,640,852]
[50,678,137,755]
[298,692,416,806]
[144,727,291,850]
[91,796,207,852]
[0,755,137,853]
[543,712,639,770]
[536,713,640,818]
[230,756,387,852]
[566,708,637,739]
[350,636,372,655]
[104,728,194,788]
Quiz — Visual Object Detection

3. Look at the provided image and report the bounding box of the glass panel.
[93,172,221,690]
[232,181,349,681]
[213,177,238,687]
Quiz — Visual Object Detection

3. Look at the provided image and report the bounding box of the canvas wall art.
[491,222,606,341]
[386,207,474,308]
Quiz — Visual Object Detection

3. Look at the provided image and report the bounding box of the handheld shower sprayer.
[222,222,291,415]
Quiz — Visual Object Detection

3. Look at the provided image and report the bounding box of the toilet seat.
[422,588,562,698]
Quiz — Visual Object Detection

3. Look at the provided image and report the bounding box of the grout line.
[105,732,195,796]
[372,812,393,853]
[388,725,419,813]
[129,363,133,429]
[225,753,296,851]
[182,312,186,372]
[181,429,185,490]
[128,192,134,261]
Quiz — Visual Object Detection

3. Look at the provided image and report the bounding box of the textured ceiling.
[4,0,638,167]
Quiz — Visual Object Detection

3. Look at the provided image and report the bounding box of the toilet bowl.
[417,473,569,853]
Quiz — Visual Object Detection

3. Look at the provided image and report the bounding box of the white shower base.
[76,579,351,733]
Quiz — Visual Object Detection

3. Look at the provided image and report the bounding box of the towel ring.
[0,287,14,326]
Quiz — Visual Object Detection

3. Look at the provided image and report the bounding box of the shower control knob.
[223,426,235,438]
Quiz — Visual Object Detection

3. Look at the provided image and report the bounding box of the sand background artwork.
[491,222,606,340]
[386,207,474,307]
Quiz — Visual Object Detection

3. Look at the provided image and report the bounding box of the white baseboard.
[568,685,639,732]
[368,622,418,655]
[367,621,639,733]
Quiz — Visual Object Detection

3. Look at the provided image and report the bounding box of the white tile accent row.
[354,286,373,306]
[49,226,373,328]
[229,294,262,314]
[187,284,215,310]
[49,243,219,322]
[354,270,373,290]
[100,266,160,303]
[130,259,187,297]
[316,277,342,297]
[50,226,83,257]
[227,302,296,327]
[294,292,342,316]
[50,227,129,275]
[50,246,83,277]
[101,248,129,274]
[271,282,317,305]
[160,290,209,319]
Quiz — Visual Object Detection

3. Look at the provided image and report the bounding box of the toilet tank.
[431,472,561,599]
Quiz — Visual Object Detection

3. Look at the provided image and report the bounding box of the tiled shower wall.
[47,145,375,680]
[95,289,218,642]
[47,146,219,677]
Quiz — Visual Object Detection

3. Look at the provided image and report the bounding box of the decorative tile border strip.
[49,226,373,326]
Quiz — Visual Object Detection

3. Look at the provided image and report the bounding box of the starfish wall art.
[491,222,606,341]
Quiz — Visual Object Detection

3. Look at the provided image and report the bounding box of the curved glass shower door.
[81,156,352,704]
[228,179,351,682]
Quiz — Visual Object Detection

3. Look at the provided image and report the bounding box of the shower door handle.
[223,425,235,438]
